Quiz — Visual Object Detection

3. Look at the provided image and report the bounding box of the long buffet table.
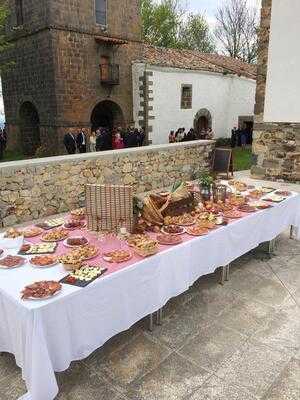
[1,193,300,400]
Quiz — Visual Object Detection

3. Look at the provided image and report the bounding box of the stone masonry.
[0,141,214,227]
[252,0,300,182]
[1,0,142,156]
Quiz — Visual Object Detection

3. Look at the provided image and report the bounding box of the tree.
[141,0,184,49]
[0,2,12,71]
[141,0,215,53]
[214,0,258,63]
[178,13,216,53]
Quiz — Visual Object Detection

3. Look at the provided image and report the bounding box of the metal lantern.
[212,184,227,203]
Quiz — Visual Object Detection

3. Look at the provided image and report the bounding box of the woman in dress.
[113,133,124,150]
[89,131,97,152]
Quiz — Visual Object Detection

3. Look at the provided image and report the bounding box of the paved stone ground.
[1,230,300,400]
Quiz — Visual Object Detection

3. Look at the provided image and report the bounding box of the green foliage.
[178,13,216,52]
[199,172,214,188]
[141,0,215,52]
[0,2,13,71]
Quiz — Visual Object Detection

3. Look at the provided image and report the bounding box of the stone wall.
[0,141,214,227]
[252,0,300,182]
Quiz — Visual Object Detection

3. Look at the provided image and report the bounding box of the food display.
[161,225,185,235]
[251,201,273,210]
[238,204,257,213]
[41,228,69,242]
[197,212,217,223]
[164,214,195,226]
[0,255,26,269]
[223,210,244,219]
[64,245,99,262]
[70,208,85,220]
[228,195,246,207]
[248,189,263,199]
[127,234,150,247]
[19,242,58,255]
[103,250,132,263]
[186,226,210,236]
[36,218,64,230]
[197,220,216,230]
[275,190,291,197]
[133,239,159,257]
[156,234,183,245]
[61,266,108,287]
[63,220,86,230]
[229,181,247,192]
[23,227,44,238]
[4,228,23,239]
[263,194,285,203]
[21,281,62,300]
[30,255,58,268]
[59,253,83,271]
[64,237,89,248]
[261,187,275,194]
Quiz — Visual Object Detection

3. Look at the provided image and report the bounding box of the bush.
[215,137,231,147]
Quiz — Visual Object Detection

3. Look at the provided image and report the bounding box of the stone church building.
[1,0,256,156]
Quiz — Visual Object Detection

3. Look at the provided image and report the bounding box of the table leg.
[268,239,276,256]
[225,264,230,281]
[156,308,163,326]
[219,266,226,285]
[290,225,294,239]
[149,313,154,332]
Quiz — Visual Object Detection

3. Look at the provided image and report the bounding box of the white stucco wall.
[264,0,300,123]
[132,63,256,144]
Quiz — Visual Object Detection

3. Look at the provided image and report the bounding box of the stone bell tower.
[1,0,142,156]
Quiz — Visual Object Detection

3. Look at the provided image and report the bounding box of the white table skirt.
[1,194,300,400]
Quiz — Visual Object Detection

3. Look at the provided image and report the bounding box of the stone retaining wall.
[0,141,214,227]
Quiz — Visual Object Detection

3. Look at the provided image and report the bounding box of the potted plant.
[199,172,214,201]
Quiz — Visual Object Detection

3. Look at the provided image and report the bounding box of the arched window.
[95,0,107,25]
[15,0,24,26]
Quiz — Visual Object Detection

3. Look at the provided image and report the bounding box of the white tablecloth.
[1,194,300,400]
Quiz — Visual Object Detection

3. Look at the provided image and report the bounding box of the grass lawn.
[0,149,27,162]
[233,146,252,171]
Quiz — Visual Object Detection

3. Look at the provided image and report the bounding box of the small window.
[95,0,107,25]
[15,0,24,26]
[181,85,192,109]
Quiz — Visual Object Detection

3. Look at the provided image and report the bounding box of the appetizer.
[223,210,244,219]
[65,266,106,283]
[238,204,257,213]
[64,237,89,247]
[30,255,58,267]
[161,225,185,235]
[63,220,86,230]
[36,218,64,230]
[0,255,25,269]
[103,250,132,263]
[70,208,85,220]
[164,214,195,226]
[4,228,23,239]
[275,190,291,197]
[21,281,62,300]
[263,194,285,203]
[186,226,210,236]
[251,201,273,210]
[20,243,57,255]
[41,228,69,242]
[156,234,183,245]
[196,220,216,230]
[127,234,150,247]
[248,190,263,199]
[134,239,159,257]
[68,245,99,261]
[23,227,43,238]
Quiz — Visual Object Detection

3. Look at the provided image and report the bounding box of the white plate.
[23,290,61,301]
[30,259,59,268]
[0,259,26,269]
[63,222,87,230]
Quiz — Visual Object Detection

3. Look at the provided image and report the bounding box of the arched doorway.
[19,102,41,156]
[194,108,212,136]
[91,100,124,132]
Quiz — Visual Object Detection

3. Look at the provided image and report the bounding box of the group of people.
[168,127,214,143]
[0,127,7,160]
[63,127,145,155]
[231,126,253,148]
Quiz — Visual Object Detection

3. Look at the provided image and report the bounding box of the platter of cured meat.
[0,255,26,269]
[21,281,62,300]
[156,234,183,245]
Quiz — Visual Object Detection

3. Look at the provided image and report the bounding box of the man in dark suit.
[63,131,77,154]
[0,129,5,160]
[76,129,87,153]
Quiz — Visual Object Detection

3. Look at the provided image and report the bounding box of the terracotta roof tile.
[138,44,256,80]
